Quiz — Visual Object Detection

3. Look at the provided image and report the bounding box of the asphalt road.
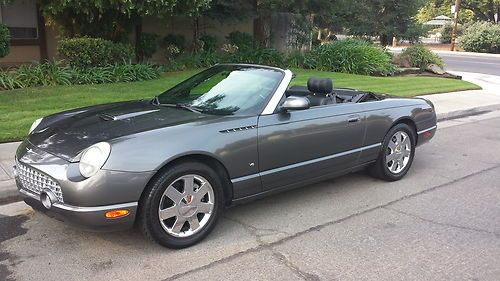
[1,113,500,281]
[441,53,500,76]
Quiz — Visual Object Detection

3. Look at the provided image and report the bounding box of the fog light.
[40,191,58,209]
[105,209,129,219]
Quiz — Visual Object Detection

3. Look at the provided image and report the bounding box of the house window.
[0,0,38,39]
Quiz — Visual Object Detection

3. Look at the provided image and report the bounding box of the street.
[1,112,500,280]
[441,53,500,76]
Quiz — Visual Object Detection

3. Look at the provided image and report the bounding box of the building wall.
[0,45,40,66]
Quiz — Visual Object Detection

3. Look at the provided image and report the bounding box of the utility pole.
[450,0,461,51]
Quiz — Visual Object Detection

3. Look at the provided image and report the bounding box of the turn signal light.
[105,209,129,218]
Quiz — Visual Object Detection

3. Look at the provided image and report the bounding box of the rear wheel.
[370,123,416,181]
[139,161,224,248]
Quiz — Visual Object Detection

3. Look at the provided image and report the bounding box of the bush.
[400,44,444,70]
[0,23,10,58]
[0,61,162,90]
[200,34,217,52]
[162,34,186,52]
[58,37,135,68]
[440,24,454,44]
[307,39,395,75]
[137,33,159,61]
[165,39,395,76]
[227,31,256,51]
[15,61,72,87]
[459,21,500,53]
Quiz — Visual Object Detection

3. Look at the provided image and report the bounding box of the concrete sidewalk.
[1,71,500,202]
[420,71,500,120]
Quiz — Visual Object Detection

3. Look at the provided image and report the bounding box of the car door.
[257,103,367,191]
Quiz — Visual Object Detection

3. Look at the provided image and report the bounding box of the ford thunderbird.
[15,64,436,248]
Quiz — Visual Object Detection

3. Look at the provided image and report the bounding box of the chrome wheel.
[158,174,215,238]
[386,131,411,174]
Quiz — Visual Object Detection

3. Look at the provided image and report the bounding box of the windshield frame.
[156,64,287,117]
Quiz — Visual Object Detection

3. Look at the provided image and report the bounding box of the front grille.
[16,161,64,203]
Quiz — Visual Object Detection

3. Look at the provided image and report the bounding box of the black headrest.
[307,77,333,95]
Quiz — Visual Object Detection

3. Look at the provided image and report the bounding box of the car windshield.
[157,65,284,116]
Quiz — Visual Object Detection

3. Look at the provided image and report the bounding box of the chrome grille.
[16,161,64,203]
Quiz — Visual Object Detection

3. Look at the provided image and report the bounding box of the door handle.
[347,116,360,123]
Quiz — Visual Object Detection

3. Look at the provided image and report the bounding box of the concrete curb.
[437,104,500,122]
[0,179,21,205]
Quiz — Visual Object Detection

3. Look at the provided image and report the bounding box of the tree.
[251,0,355,47]
[346,0,426,45]
[418,0,499,22]
[189,0,254,52]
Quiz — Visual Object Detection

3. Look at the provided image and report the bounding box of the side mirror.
[280,96,310,112]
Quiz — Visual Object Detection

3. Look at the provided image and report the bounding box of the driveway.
[1,113,500,281]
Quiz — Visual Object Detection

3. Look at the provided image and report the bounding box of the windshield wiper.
[160,103,202,114]
[151,96,160,105]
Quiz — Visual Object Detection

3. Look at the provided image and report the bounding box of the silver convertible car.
[15,64,436,248]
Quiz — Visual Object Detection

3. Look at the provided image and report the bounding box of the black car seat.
[307,77,336,106]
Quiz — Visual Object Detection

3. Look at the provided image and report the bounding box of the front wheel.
[139,161,224,248]
[370,123,416,181]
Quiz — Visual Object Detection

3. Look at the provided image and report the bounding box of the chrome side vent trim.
[219,125,257,133]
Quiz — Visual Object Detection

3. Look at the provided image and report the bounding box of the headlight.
[29,118,43,134]
[79,142,111,178]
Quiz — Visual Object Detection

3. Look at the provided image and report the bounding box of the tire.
[369,123,416,181]
[139,161,225,249]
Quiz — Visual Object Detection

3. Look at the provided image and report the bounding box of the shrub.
[285,51,307,68]
[200,34,217,52]
[227,31,256,51]
[0,23,10,58]
[58,37,134,68]
[0,61,162,90]
[0,70,23,90]
[15,61,72,87]
[459,21,500,53]
[440,24,454,44]
[109,42,135,64]
[400,44,444,70]
[162,34,186,62]
[162,34,186,51]
[308,39,395,75]
[137,33,159,61]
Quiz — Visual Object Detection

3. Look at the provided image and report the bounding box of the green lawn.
[0,68,479,143]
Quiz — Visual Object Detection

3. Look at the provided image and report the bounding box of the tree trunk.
[134,0,142,62]
[135,17,143,62]
[380,34,388,46]
[192,17,201,53]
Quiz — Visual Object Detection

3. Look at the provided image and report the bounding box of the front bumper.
[14,140,154,231]
[20,188,138,231]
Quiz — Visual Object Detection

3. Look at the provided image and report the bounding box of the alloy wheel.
[158,174,215,238]
[386,131,411,174]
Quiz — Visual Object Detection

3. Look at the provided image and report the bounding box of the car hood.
[28,101,221,161]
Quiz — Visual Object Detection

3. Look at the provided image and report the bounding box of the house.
[1,0,302,67]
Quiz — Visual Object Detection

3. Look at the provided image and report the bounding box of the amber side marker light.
[105,209,129,218]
